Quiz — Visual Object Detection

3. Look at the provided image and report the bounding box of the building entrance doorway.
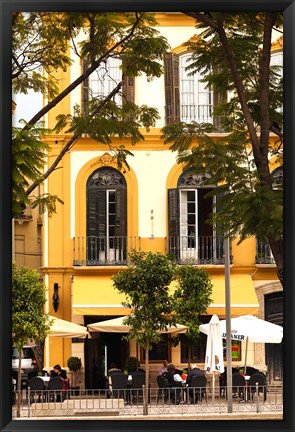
[84,316,129,389]
[265,292,283,383]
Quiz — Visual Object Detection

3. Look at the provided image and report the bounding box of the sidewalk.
[17,412,283,421]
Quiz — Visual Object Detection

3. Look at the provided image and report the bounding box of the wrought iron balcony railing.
[166,235,228,265]
[73,236,141,266]
[73,235,228,266]
[256,239,276,264]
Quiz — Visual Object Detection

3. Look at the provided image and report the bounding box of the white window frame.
[179,53,213,124]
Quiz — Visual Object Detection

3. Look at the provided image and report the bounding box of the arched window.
[86,167,127,265]
[168,171,223,264]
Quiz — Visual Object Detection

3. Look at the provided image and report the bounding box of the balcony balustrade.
[166,235,227,265]
[256,239,276,264]
[73,236,141,266]
[73,235,227,266]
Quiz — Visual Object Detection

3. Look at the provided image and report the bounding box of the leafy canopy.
[162,12,283,244]
[112,250,176,348]
[12,264,52,351]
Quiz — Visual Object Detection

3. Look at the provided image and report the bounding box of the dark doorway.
[264,291,283,383]
[84,316,129,389]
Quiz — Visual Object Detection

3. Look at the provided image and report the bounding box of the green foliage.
[12,12,72,98]
[124,356,140,373]
[12,123,63,217]
[112,250,176,348]
[12,12,169,211]
[12,264,52,351]
[173,266,213,343]
[67,356,82,372]
[162,12,283,248]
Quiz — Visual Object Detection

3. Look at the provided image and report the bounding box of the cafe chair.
[28,376,46,404]
[248,372,267,402]
[109,372,129,401]
[232,373,246,400]
[48,377,64,402]
[189,375,207,404]
[156,375,170,403]
[130,372,146,403]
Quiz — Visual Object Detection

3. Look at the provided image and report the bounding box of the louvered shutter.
[82,59,90,114]
[168,188,180,259]
[164,53,180,125]
[212,66,227,131]
[123,75,135,104]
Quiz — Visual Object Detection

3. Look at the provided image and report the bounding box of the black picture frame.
[1,1,294,432]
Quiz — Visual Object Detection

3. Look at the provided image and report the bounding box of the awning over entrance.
[72,273,259,317]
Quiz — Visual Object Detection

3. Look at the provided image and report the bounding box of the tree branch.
[25,80,123,197]
[22,13,144,131]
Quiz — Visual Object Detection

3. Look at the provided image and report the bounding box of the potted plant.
[67,356,82,391]
[124,356,140,374]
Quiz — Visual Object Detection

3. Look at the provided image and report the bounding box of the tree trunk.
[188,344,192,372]
[144,339,149,415]
[267,234,283,287]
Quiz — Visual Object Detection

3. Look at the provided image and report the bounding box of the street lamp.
[224,231,233,413]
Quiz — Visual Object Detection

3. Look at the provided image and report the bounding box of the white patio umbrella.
[200,314,283,373]
[88,316,188,334]
[48,315,88,338]
[203,314,225,404]
[88,316,188,377]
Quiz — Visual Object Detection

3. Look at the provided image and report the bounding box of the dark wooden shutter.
[212,66,227,131]
[87,189,106,237]
[82,59,90,114]
[164,53,180,125]
[123,75,135,104]
[168,188,180,259]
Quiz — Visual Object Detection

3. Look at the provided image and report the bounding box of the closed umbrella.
[200,314,283,374]
[203,314,224,404]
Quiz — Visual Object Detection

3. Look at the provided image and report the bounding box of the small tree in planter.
[124,356,140,374]
[67,356,82,388]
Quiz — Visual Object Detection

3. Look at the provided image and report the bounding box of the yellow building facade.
[40,13,283,388]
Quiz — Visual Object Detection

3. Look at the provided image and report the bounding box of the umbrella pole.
[244,336,248,375]
[212,372,215,405]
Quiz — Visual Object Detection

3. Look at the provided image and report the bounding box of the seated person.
[186,363,205,386]
[186,363,205,403]
[108,362,121,373]
[50,364,68,380]
[162,363,182,404]
[159,360,168,376]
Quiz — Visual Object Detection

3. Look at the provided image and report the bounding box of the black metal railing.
[166,235,228,265]
[256,239,276,264]
[73,236,141,266]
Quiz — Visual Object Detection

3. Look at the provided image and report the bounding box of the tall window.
[164,52,222,127]
[83,57,134,113]
[86,167,127,265]
[168,171,224,264]
[270,50,283,116]
[179,53,213,124]
[88,57,122,105]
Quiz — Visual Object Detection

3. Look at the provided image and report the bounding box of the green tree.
[12,12,169,217]
[12,264,51,417]
[172,266,213,371]
[112,250,176,415]
[162,12,283,285]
